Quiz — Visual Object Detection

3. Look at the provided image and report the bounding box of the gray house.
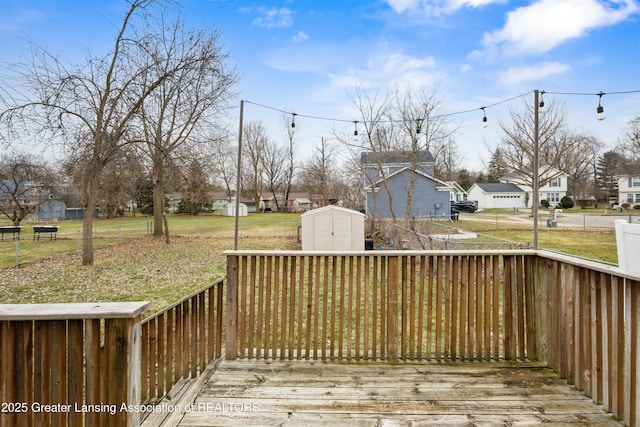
[362,150,452,218]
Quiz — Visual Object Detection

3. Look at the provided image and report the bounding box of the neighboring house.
[501,167,569,207]
[618,174,640,206]
[446,181,468,202]
[37,193,66,221]
[467,183,526,210]
[362,150,451,218]
[261,192,316,213]
[211,192,231,211]
[165,193,182,213]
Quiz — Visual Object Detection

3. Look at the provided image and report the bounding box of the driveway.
[554,212,639,229]
[469,210,639,229]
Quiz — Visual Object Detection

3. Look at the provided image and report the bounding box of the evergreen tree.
[456,168,473,191]
[487,149,507,182]
[595,151,624,204]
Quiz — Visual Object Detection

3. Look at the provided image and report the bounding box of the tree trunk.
[153,154,165,237]
[80,167,100,266]
[82,202,95,265]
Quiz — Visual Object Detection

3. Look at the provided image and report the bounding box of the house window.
[546,193,560,203]
[636,194,640,203]
[549,177,561,187]
[630,177,640,187]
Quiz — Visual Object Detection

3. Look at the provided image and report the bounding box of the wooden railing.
[139,278,225,406]
[225,250,543,362]
[0,302,150,427]
[1,250,638,426]
[225,249,640,427]
[535,250,639,427]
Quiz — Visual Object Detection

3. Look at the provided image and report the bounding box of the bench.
[0,226,21,240]
[33,226,59,241]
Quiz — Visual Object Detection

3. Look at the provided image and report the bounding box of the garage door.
[491,195,523,209]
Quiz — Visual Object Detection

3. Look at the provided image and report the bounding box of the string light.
[538,90,545,111]
[353,121,359,140]
[242,88,640,132]
[597,92,606,121]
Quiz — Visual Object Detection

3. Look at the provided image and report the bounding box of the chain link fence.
[374,218,530,251]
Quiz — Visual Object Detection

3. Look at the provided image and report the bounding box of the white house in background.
[618,174,640,206]
[501,167,569,207]
[467,183,527,210]
[445,181,468,202]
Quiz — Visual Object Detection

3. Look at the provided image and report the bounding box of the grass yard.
[0,214,301,313]
[0,212,618,315]
[456,219,618,264]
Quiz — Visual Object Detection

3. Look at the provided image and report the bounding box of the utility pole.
[533,90,540,250]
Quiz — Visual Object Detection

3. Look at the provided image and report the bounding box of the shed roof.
[301,205,364,218]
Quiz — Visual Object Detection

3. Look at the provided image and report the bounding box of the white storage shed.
[222,202,248,217]
[301,205,365,251]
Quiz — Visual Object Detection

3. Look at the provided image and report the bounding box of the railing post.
[387,255,399,363]
[0,302,150,427]
[226,254,238,360]
[104,316,142,427]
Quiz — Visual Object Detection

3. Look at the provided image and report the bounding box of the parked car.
[452,200,477,213]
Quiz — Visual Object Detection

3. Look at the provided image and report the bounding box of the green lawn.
[0,212,619,314]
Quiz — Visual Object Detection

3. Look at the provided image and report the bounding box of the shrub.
[634,204,640,210]
[541,199,550,208]
[559,196,574,209]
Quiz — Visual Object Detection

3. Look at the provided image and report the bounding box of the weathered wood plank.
[0,302,150,320]
[176,359,622,427]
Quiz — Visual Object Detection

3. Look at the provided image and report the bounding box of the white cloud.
[293,31,308,43]
[482,0,640,56]
[326,50,442,94]
[252,7,293,28]
[498,62,571,85]
[385,0,505,15]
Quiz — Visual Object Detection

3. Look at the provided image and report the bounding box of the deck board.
[170,359,622,426]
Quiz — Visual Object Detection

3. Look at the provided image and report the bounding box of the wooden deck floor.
[154,359,623,426]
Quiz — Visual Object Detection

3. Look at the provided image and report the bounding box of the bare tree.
[618,116,640,160]
[343,84,455,222]
[394,85,456,218]
[138,18,236,238]
[262,138,289,210]
[176,153,213,215]
[0,153,56,225]
[344,85,396,221]
[243,121,268,211]
[494,97,575,189]
[0,0,201,264]
[300,137,338,206]
[210,136,237,198]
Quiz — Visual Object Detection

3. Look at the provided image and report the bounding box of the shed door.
[314,214,352,250]
[314,215,334,250]
[332,214,352,250]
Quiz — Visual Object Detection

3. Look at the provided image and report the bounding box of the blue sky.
[1,0,640,170]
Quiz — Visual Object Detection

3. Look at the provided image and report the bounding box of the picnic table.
[0,226,21,240]
[33,226,59,241]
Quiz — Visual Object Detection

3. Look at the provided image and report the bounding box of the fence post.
[0,302,150,427]
[14,236,19,267]
[387,255,399,362]
[226,254,238,360]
